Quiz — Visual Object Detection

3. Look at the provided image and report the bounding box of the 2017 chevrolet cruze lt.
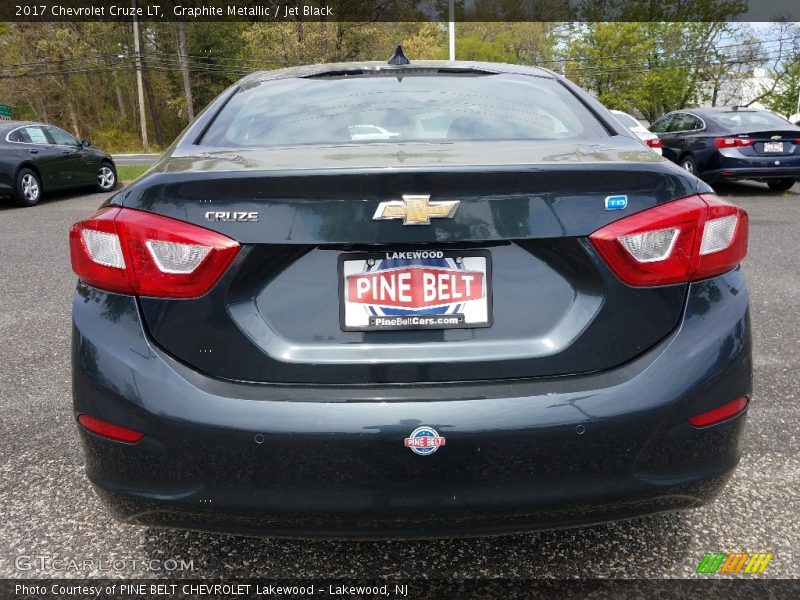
[69,56,751,537]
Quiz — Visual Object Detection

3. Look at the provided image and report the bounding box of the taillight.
[78,414,144,443]
[589,194,748,286]
[714,137,752,148]
[645,138,663,149]
[69,207,240,298]
[688,397,748,428]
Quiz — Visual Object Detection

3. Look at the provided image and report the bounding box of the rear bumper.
[91,474,732,539]
[704,165,800,183]
[71,269,752,538]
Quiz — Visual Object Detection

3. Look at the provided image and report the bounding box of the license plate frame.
[763,141,784,153]
[338,249,493,331]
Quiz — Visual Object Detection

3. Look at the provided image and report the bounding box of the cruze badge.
[404,426,446,456]
[205,211,259,222]
[373,195,459,225]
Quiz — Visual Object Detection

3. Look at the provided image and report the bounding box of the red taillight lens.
[78,414,144,443]
[688,397,748,428]
[589,194,748,286]
[714,137,752,148]
[645,138,663,148]
[69,207,240,298]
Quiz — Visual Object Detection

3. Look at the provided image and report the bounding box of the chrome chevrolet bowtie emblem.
[373,195,459,225]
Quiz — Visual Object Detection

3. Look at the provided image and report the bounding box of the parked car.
[348,124,400,141]
[650,107,800,191]
[610,109,663,154]
[69,54,751,538]
[0,121,116,206]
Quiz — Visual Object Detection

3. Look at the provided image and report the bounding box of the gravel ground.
[0,181,797,580]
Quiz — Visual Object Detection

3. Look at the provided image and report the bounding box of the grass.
[105,144,165,154]
[116,165,149,182]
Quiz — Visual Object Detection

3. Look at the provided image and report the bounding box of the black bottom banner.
[3,579,800,600]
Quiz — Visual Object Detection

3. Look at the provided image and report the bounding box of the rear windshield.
[713,111,790,128]
[200,73,609,147]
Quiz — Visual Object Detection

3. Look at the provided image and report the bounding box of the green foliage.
[563,20,760,121]
[117,165,150,182]
[2,11,794,152]
[763,61,800,118]
[91,126,151,154]
[188,22,249,109]
[456,23,554,64]
[401,23,449,60]
[0,20,456,152]
[564,22,654,113]
[241,21,448,65]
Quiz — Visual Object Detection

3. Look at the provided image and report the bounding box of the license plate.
[764,141,784,152]
[339,249,492,331]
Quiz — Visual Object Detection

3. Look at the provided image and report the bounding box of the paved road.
[0,181,797,579]
[111,153,160,167]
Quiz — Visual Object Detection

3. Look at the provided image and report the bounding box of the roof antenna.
[388,45,410,66]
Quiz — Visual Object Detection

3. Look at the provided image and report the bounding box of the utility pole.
[132,0,148,151]
[177,19,194,121]
[448,0,455,61]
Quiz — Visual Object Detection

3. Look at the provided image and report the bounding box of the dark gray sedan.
[69,57,751,538]
[650,108,800,190]
[0,120,117,206]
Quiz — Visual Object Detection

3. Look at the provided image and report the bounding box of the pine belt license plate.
[764,141,784,152]
[339,249,492,331]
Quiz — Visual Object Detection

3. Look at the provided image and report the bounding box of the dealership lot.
[0,183,797,579]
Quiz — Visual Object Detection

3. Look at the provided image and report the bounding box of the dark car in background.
[69,58,751,538]
[0,121,117,206]
[650,107,800,191]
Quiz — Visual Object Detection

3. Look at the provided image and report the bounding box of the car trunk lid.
[726,128,800,156]
[125,142,697,384]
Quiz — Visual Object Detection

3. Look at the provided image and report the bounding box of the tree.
[0,22,135,141]
[455,23,555,64]
[702,25,765,107]
[744,22,800,110]
[563,22,654,115]
[186,22,249,110]
[176,20,194,121]
[563,19,764,121]
[763,60,800,118]
[241,22,448,65]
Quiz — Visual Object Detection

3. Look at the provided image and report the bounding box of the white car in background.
[348,124,400,141]
[610,110,663,155]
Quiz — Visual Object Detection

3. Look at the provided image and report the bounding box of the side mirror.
[81,139,91,147]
